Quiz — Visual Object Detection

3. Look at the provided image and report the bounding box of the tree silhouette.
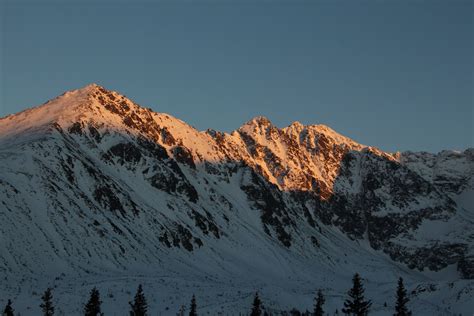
[84,287,103,316]
[40,288,55,316]
[250,292,262,316]
[394,277,412,316]
[342,273,372,316]
[129,284,147,316]
[189,294,197,316]
[314,289,325,316]
[3,299,14,316]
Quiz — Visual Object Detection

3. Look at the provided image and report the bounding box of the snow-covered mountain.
[0,84,472,315]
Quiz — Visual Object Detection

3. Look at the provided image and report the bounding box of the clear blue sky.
[1,0,472,152]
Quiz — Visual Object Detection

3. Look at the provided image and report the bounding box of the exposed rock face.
[0,84,473,314]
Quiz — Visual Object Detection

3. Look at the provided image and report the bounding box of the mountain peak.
[57,82,105,99]
[247,116,273,127]
[84,82,102,89]
[289,120,304,129]
[0,84,134,144]
[237,115,274,134]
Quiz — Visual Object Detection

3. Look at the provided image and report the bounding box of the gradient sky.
[1,0,472,153]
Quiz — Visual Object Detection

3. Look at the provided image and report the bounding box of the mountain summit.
[0,85,473,315]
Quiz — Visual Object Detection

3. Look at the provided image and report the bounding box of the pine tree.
[129,284,148,316]
[289,308,301,316]
[394,277,411,316]
[342,273,372,316]
[177,305,186,316]
[84,287,103,316]
[188,294,197,316]
[250,292,262,316]
[314,289,325,316]
[3,299,14,316]
[40,288,55,316]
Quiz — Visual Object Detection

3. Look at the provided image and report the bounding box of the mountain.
[0,84,472,315]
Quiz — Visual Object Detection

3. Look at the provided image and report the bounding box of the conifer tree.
[129,284,147,316]
[84,287,103,316]
[289,308,301,316]
[342,273,372,316]
[394,277,411,316]
[188,294,197,316]
[3,299,14,316]
[314,289,325,316]
[40,288,55,316]
[250,292,262,316]
[177,305,186,316]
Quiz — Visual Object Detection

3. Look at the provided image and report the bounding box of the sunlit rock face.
[0,84,472,314]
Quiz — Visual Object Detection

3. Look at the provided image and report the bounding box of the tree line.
[2,273,412,316]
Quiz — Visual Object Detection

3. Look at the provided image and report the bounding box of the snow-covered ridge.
[0,84,473,315]
[0,84,97,137]
[0,83,386,197]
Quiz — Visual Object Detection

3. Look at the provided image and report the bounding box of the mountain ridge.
[0,84,473,315]
[0,84,365,149]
